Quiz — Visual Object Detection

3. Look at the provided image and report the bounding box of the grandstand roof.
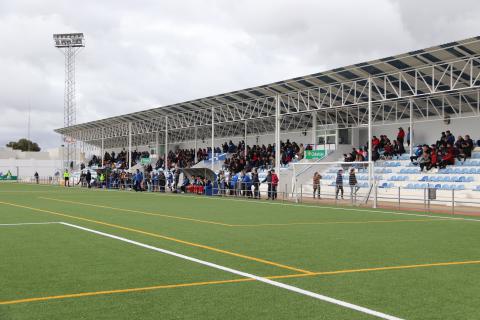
[57,36,480,137]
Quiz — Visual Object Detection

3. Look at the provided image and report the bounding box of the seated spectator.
[410,145,422,163]
[439,144,455,169]
[383,142,394,159]
[418,152,431,172]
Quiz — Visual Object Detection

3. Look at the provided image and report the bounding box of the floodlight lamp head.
[53,33,85,48]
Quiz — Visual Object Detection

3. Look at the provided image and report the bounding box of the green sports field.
[1,183,479,319]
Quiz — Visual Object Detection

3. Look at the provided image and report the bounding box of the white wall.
[0,159,63,178]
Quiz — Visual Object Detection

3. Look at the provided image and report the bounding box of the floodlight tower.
[53,33,85,169]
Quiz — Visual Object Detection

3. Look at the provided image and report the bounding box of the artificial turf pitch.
[0,183,479,319]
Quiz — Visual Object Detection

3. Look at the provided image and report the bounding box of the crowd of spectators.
[223,139,306,174]
[410,131,474,172]
[343,127,475,172]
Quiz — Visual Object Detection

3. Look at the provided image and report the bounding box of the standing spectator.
[144,170,152,192]
[271,169,279,200]
[335,169,344,200]
[34,172,39,184]
[134,169,143,192]
[252,168,260,199]
[159,170,166,192]
[86,170,92,188]
[397,127,405,145]
[63,169,70,187]
[242,171,252,197]
[349,168,359,199]
[312,172,321,199]
[298,143,305,160]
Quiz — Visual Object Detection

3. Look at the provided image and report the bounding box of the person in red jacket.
[440,144,455,169]
[397,127,405,145]
[271,169,279,200]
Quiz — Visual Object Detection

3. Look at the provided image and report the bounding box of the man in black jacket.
[335,169,344,200]
[85,170,92,188]
[348,168,359,200]
[252,168,260,199]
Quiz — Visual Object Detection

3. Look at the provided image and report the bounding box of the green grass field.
[1,183,480,319]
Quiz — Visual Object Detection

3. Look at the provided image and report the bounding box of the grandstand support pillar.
[409,99,414,156]
[101,128,104,168]
[165,116,168,170]
[211,106,215,171]
[194,127,198,163]
[244,120,248,159]
[275,95,281,171]
[311,111,317,146]
[128,122,132,170]
[368,77,376,208]
[155,131,159,158]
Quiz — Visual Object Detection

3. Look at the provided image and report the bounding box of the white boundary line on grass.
[59,221,403,320]
[0,222,61,227]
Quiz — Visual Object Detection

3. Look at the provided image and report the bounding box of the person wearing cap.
[335,169,344,200]
[348,168,359,199]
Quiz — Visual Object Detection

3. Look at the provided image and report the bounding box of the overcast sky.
[1,0,479,149]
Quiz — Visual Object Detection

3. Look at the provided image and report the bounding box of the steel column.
[311,111,317,146]
[101,128,104,168]
[211,106,215,171]
[275,95,281,171]
[128,122,132,169]
[165,116,168,170]
[194,126,198,163]
[368,77,376,208]
[244,120,248,159]
[409,99,414,156]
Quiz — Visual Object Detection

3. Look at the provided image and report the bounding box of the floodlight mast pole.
[53,33,85,170]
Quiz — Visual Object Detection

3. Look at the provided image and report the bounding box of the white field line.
[60,221,403,320]
[0,222,61,227]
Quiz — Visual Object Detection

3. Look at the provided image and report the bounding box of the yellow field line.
[232,218,441,227]
[38,197,443,228]
[2,259,480,306]
[268,259,480,279]
[0,200,312,274]
[39,196,233,227]
[0,278,252,305]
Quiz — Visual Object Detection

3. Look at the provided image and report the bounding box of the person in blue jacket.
[242,170,252,197]
[230,173,238,196]
[134,169,143,192]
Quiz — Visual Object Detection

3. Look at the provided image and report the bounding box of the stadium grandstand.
[5,27,480,319]
[52,36,480,213]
